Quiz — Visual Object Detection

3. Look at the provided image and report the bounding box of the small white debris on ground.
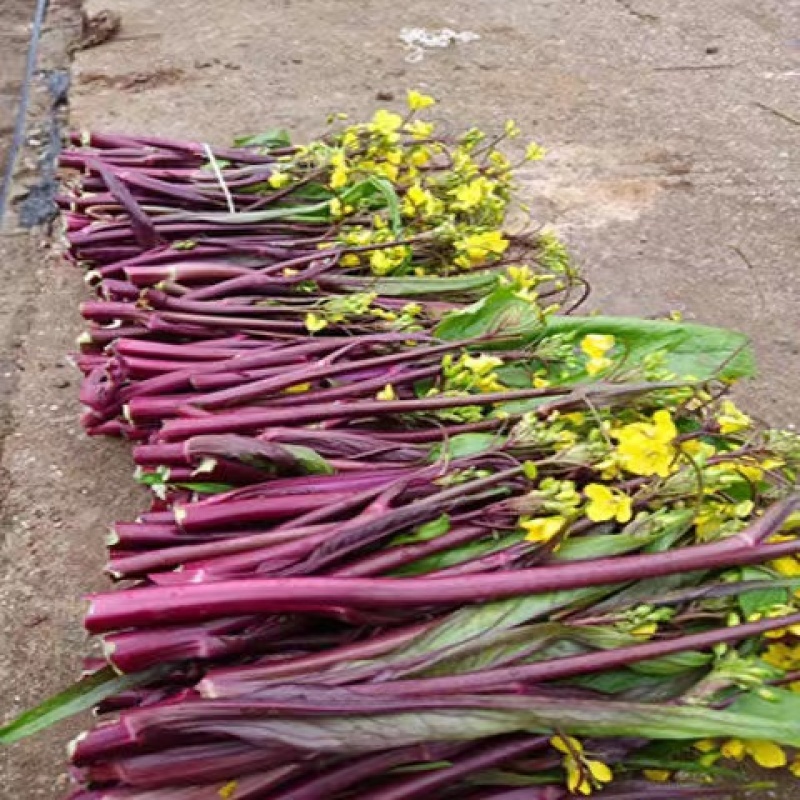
[399,27,480,62]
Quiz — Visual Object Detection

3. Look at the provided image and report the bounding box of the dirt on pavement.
[1,0,798,797]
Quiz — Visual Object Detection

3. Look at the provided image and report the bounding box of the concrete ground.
[0,0,798,796]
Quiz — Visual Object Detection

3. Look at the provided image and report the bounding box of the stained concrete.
[1,0,798,796]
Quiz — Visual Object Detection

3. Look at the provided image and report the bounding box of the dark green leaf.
[543,315,755,382]
[435,287,544,341]
[554,532,659,561]
[355,273,499,298]
[428,433,501,462]
[393,533,519,577]
[629,650,713,676]
[568,668,672,696]
[495,364,534,388]
[737,567,788,617]
[397,586,617,661]
[391,514,451,546]
[0,665,169,744]
[175,481,235,494]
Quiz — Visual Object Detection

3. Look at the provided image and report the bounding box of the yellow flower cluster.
[442,352,507,394]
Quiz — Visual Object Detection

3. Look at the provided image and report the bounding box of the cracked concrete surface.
[1,0,798,796]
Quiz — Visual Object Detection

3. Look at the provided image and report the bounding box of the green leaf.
[397,586,616,661]
[354,273,499,298]
[554,531,658,561]
[428,433,501,462]
[135,468,168,487]
[362,177,403,236]
[737,567,788,617]
[543,316,755,382]
[0,665,168,744]
[435,286,544,341]
[392,761,452,774]
[495,364,534,389]
[568,668,675,696]
[283,444,335,475]
[292,183,335,202]
[729,687,800,737]
[391,514,451,546]
[393,533,519,577]
[629,650,713,676]
[175,481,235,494]
[233,129,291,149]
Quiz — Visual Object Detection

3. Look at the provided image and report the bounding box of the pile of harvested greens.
[2,92,800,800]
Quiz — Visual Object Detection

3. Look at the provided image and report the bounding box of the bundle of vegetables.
[3,94,800,800]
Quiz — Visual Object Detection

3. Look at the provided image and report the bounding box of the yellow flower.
[340,253,360,267]
[369,247,407,276]
[613,410,677,477]
[329,197,355,218]
[283,382,311,394]
[375,310,399,323]
[521,515,566,543]
[631,621,658,638]
[304,313,328,333]
[694,499,754,541]
[717,400,751,435]
[460,353,504,376]
[586,356,613,376]
[385,148,404,165]
[721,739,786,769]
[584,484,633,523]
[376,384,397,401]
[580,334,615,360]
[455,230,509,265]
[504,119,521,139]
[489,150,512,171]
[761,642,800,670]
[372,161,399,181]
[451,179,485,210]
[409,146,432,166]
[681,439,717,461]
[771,556,800,577]
[329,164,348,190]
[267,171,291,188]
[370,109,404,136]
[643,769,671,782]
[551,735,613,795]
[402,183,442,217]
[406,120,435,140]
[503,265,537,292]
[219,781,238,799]
[792,755,800,778]
[524,142,546,161]
[580,334,615,376]
[407,89,436,110]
